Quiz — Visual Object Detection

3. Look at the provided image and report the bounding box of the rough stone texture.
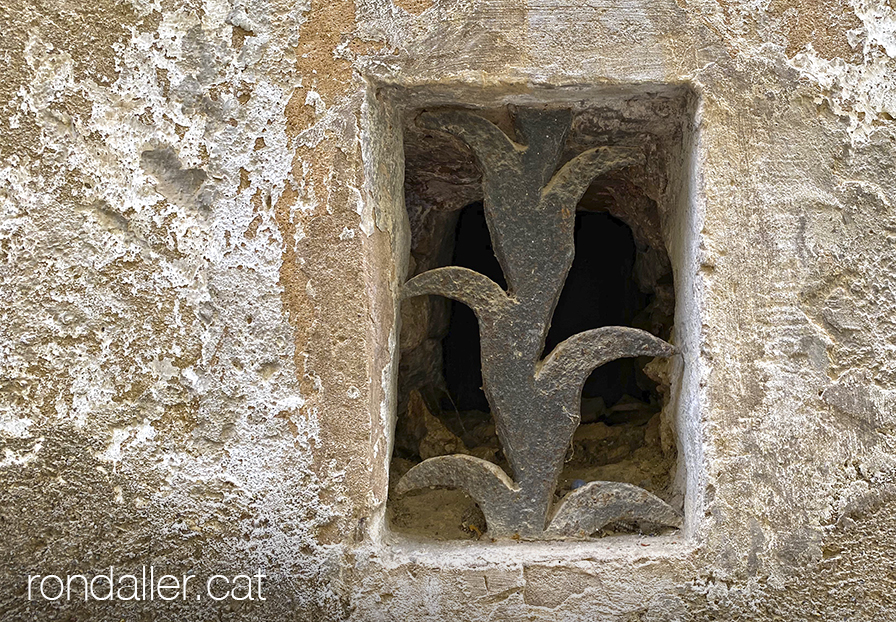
[1,0,896,619]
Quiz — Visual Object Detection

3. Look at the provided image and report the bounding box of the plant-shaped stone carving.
[397,108,682,538]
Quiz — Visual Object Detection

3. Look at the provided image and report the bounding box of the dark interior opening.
[440,202,504,414]
[440,202,660,422]
[545,209,661,421]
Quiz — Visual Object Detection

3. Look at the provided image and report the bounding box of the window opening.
[391,101,686,541]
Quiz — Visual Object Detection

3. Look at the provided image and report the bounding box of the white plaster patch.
[98,428,131,468]
[0,439,44,468]
[790,0,896,142]
[97,420,157,471]
[305,90,326,116]
[0,414,33,439]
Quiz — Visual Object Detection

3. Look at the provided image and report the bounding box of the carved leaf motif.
[537,326,676,393]
[401,266,509,324]
[396,454,520,537]
[542,147,644,209]
[545,481,682,537]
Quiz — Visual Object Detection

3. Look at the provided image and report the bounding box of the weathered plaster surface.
[1,0,896,619]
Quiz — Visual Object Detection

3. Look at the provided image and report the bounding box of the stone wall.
[2,0,896,619]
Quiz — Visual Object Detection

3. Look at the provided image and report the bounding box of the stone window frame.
[360,80,706,559]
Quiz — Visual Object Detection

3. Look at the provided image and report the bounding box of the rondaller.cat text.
[27,567,266,602]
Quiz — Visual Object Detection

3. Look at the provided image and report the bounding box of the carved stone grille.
[396,108,683,539]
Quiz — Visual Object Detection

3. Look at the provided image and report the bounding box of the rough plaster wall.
[1,0,895,620]
[0,0,369,617]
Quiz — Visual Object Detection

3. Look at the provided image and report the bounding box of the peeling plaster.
[790,0,896,141]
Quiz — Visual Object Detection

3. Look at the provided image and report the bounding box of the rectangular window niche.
[366,83,703,551]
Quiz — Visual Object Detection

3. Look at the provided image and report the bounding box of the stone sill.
[377,533,695,567]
